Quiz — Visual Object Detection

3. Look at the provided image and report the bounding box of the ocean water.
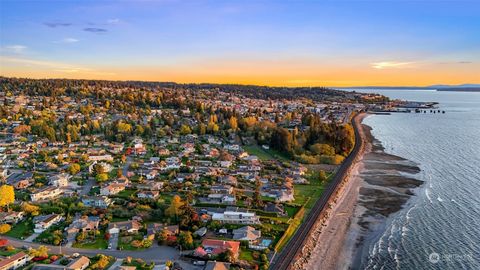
[355,89,480,269]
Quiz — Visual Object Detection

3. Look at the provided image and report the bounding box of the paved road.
[2,236,179,263]
[80,177,96,196]
[122,156,133,177]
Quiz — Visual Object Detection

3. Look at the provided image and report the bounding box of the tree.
[165,195,184,219]
[13,124,31,135]
[29,246,49,258]
[229,116,238,131]
[218,249,235,263]
[177,231,194,250]
[22,202,40,216]
[0,224,11,234]
[179,124,192,135]
[68,163,81,175]
[90,254,110,269]
[310,143,335,156]
[318,170,328,183]
[157,229,169,244]
[253,179,263,208]
[96,173,109,182]
[0,185,14,211]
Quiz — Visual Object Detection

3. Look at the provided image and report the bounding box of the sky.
[1,0,479,87]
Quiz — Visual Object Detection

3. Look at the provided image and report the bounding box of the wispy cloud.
[0,56,115,76]
[371,61,413,69]
[2,45,27,54]
[107,18,120,24]
[54,38,79,44]
[83,27,108,33]
[458,61,472,64]
[44,22,72,28]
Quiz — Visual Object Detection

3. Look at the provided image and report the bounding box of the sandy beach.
[305,116,423,270]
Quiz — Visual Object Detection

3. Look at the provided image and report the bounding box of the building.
[30,186,63,202]
[0,211,24,224]
[204,261,231,270]
[65,215,100,235]
[212,211,260,225]
[32,256,90,270]
[137,190,160,200]
[81,196,112,209]
[0,252,30,270]
[49,173,71,187]
[100,182,126,196]
[88,155,113,162]
[232,226,261,243]
[194,239,240,259]
[108,220,141,234]
[33,214,62,233]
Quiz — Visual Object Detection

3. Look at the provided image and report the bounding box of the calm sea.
[351,89,480,269]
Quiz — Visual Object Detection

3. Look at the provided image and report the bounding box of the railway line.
[270,113,365,270]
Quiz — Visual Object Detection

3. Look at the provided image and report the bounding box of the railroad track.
[270,113,364,270]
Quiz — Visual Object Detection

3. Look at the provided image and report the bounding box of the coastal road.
[270,112,365,270]
[2,236,179,263]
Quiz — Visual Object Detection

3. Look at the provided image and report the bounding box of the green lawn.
[73,232,108,249]
[116,189,137,199]
[0,248,21,256]
[284,205,300,218]
[239,249,255,262]
[5,220,34,239]
[243,145,273,161]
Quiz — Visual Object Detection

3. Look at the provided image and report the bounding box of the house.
[204,261,231,270]
[108,220,141,234]
[232,226,261,243]
[33,214,62,233]
[6,172,34,189]
[218,176,237,186]
[100,182,126,196]
[88,162,113,174]
[49,173,71,187]
[193,227,207,237]
[264,203,287,216]
[194,239,240,259]
[0,211,24,224]
[136,181,163,191]
[32,256,90,270]
[81,196,112,209]
[210,185,234,195]
[146,224,179,239]
[205,194,236,205]
[137,190,159,200]
[30,186,63,202]
[0,252,30,270]
[88,155,113,162]
[212,211,260,225]
[65,215,100,235]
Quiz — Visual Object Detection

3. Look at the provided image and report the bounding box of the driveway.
[24,233,39,242]
[109,233,119,251]
[80,177,96,196]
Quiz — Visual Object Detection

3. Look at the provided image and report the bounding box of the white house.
[33,214,62,233]
[49,173,71,187]
[212,211,260,224]
[30,186,63,202]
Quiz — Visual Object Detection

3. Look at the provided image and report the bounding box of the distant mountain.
[339,84,480,90]
[427,84,480,89]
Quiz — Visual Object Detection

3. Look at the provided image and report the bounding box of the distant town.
[1,77,390,270]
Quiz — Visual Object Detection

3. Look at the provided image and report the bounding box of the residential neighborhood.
[0,78,387,269]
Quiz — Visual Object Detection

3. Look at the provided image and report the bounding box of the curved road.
[270,112,365,270]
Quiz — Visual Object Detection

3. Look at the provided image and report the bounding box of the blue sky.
[1,0,479,86]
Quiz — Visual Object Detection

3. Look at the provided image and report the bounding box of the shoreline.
[305,115,423,270]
